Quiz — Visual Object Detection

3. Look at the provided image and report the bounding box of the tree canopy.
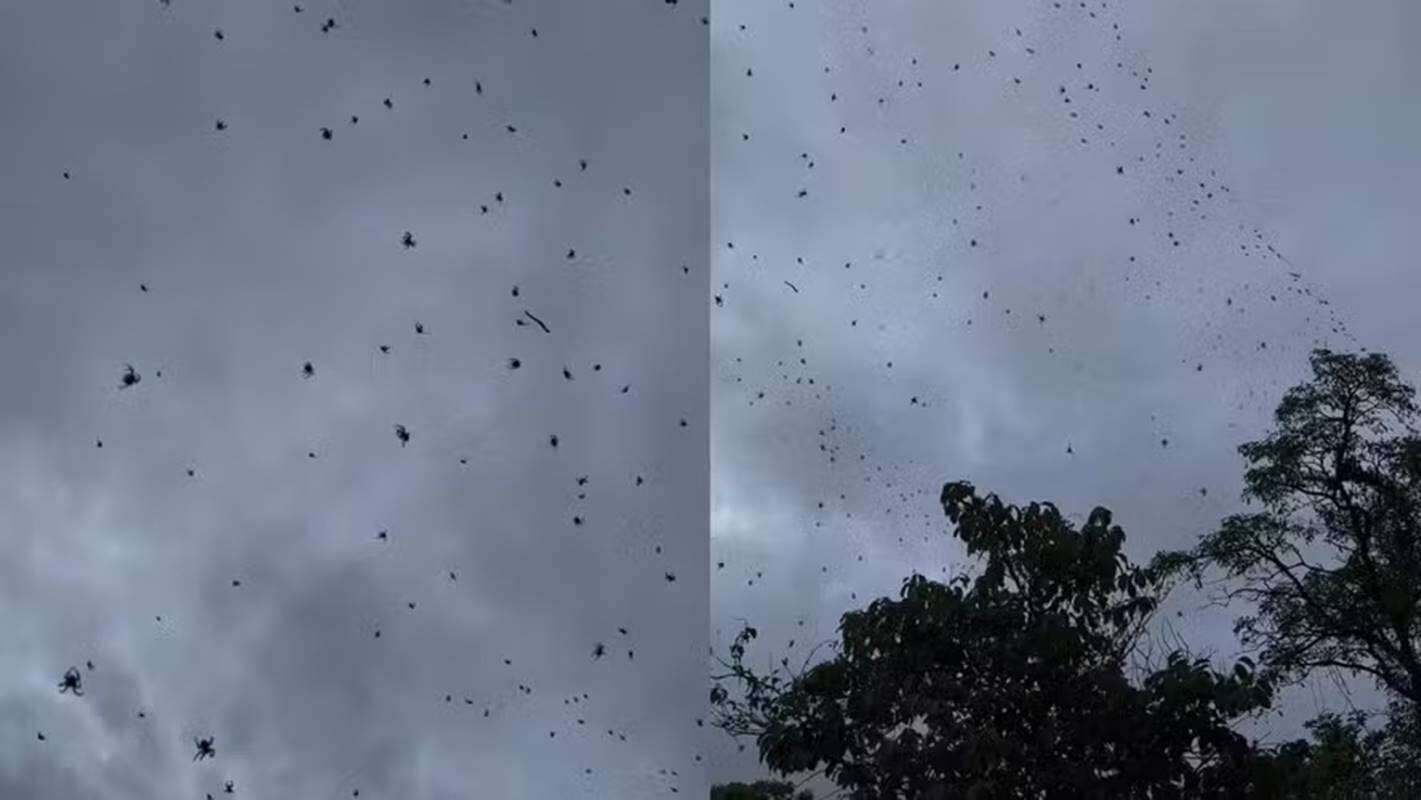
[1154,349,1421,706]
[1256,701,1421,799]
[712,482,1279,799]
[710,350,1421,798]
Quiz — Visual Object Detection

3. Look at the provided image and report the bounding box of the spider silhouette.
[193,736,216,761]
[58,667,83,696]
[120,364,140,389]
[394,424,410,447]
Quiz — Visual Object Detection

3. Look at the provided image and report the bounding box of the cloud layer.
[2,1,709,797]
[708,0,1421,783]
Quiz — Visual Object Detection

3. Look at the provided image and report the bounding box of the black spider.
[58,667,83,696]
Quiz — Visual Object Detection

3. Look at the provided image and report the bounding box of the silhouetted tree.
[712,482,1279,799]
[1155,349,1421,708]
[1372,699,1421,794]
[1294,711,1385,797]
[1253,700,1421,798]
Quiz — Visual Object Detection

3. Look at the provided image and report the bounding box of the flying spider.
[120,364,141,389]
[58,667,84,696]
[394,424,410,446]
[193,736,216,761]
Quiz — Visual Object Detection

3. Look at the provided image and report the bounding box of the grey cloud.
[709,0,1417,785]
[2,0,708,797]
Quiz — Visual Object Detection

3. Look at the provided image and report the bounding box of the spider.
[193,736,216,761]
[394,424,410,447]
[591,642,605,659]
[58,667,84,696]
[120,364,140,389]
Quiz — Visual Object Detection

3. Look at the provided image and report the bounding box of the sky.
[5,0,1421,798]
[707,0,1421,787]
[0,0,709,798]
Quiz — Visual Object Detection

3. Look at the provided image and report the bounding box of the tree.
[1278,711,1385,798]
[711,780,814,800]
[1252,701,1421,799]
[711,481,1279,799]
[1371,699,1421,794]
[1154,349,1421,707]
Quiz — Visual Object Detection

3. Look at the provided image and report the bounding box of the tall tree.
[1254,701,1421,799]
[1155,349,1421,707]
[712,482,1279,799]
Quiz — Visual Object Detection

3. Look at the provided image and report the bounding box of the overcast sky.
[5,0,1421,797]
[1,0,708,797]
[707,0,1421,786]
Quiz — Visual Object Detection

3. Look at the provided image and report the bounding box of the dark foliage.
[712,482,1278,799]
[1155,349,1421,706]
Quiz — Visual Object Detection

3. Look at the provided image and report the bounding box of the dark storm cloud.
[1,0,707,797]
[708,0,1420,785]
